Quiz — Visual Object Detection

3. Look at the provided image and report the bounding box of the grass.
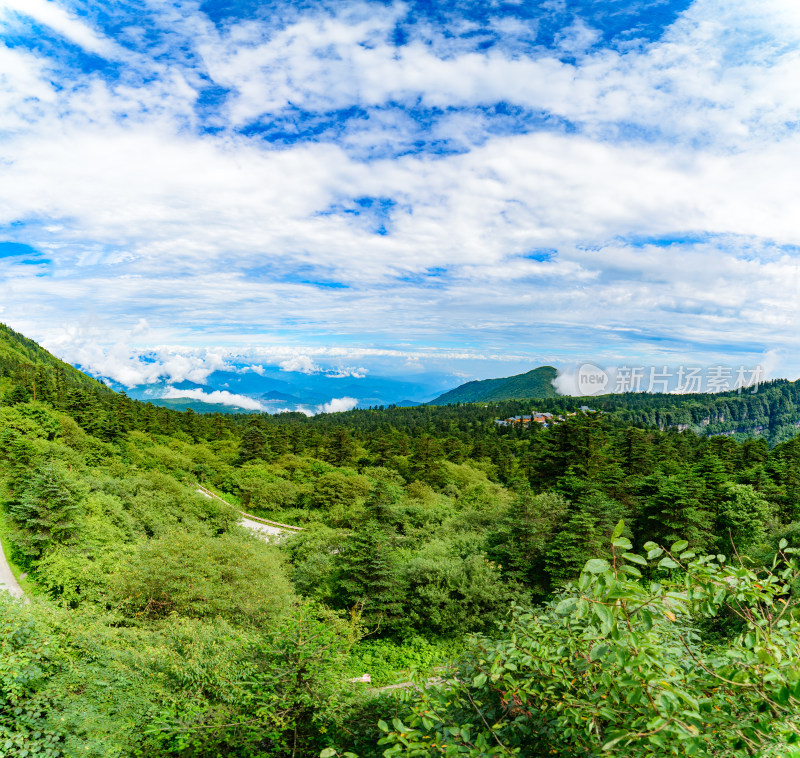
[346,635,465,687]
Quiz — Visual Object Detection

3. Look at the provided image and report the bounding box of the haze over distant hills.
[429,366,560,405]
[105,364,564,414]
[97,365,449,415]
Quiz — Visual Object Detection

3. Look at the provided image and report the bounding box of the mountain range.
[103,364,564,414]
[100,367,450,415]
[6,323,800,445]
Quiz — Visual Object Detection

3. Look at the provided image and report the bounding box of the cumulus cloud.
[3,0,800,379]
[161,386,266,411]
[279,355,321,374]
[40,325,232,387]
[161,388,358,415]
[318,397,359,414]
[324,366,369,378]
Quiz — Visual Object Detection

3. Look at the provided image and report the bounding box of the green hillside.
[0,323,107,397]
[150,397,260,414]
[5,323,800,755]
[430,365,559,405]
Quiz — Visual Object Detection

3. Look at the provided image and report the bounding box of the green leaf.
[320,749,337,758]
[643,541,659,551]
[612,537,632,550]
[620,565,641,578]
[392,718,405,732]
[593,603,614,634]
[555,597,578,616]
[670,540,689,553]
[612,520,625,540]
[590,643,610,661]
[658,557,679,570]
[646,547,663,560]
[584,558,611,574]
[622,552,647,566]
[602,735,628,751]
[377,720,389,733]
[775,686,791,706]
[780,538,789,550]
[472,673,487,687]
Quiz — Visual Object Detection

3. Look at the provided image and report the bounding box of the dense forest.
[4,322,800,756]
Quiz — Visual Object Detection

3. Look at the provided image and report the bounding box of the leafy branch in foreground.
[376,523,800,757]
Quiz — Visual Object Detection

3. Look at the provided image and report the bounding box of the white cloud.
[161,386,266,411]
[324,366,369,378]
[41,325,233,387]
[318,396,359,414]
[279,355,321,374]
[1,0,118,58]
[157,391,357,416]
[3,0,800,379]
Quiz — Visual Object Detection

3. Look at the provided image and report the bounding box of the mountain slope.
[0,324,100,385]
[0,323,110,399]
[430,366,559,405]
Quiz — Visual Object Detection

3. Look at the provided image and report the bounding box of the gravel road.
[0,538,24,599]
[239,516,285,537]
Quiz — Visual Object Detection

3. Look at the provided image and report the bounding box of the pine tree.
[10,460,83,558]
[327,428,356,466]
[488,486,569,593]
[335,523,404,632]
[364,478,402,523]
[237,422,270,464]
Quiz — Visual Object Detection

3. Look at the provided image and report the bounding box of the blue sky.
[1,0,800,395]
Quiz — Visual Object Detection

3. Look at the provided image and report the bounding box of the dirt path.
[196,485,302,538]
[239,516,285,537]
[0,537,24,599]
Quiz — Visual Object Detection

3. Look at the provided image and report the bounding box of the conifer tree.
[10,460,83,558]
[335,522,404,631]
[364,478,402,522]
[237,421,270,464]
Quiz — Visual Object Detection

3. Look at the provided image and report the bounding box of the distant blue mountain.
[102,362,449,414]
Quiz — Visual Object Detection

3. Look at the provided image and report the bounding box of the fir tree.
[335,522,405,632]
[10,460,83,558]
[237,421,270,464]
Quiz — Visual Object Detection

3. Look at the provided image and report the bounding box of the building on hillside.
[495,412,554,427]
[495,408,595,427]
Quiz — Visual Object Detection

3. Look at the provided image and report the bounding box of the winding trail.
[0,485,302,602]
[196,484,303,537]
[0,536,24,599]
[0,487,428,689]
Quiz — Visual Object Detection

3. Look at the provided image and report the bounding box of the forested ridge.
[5,324,800,755]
